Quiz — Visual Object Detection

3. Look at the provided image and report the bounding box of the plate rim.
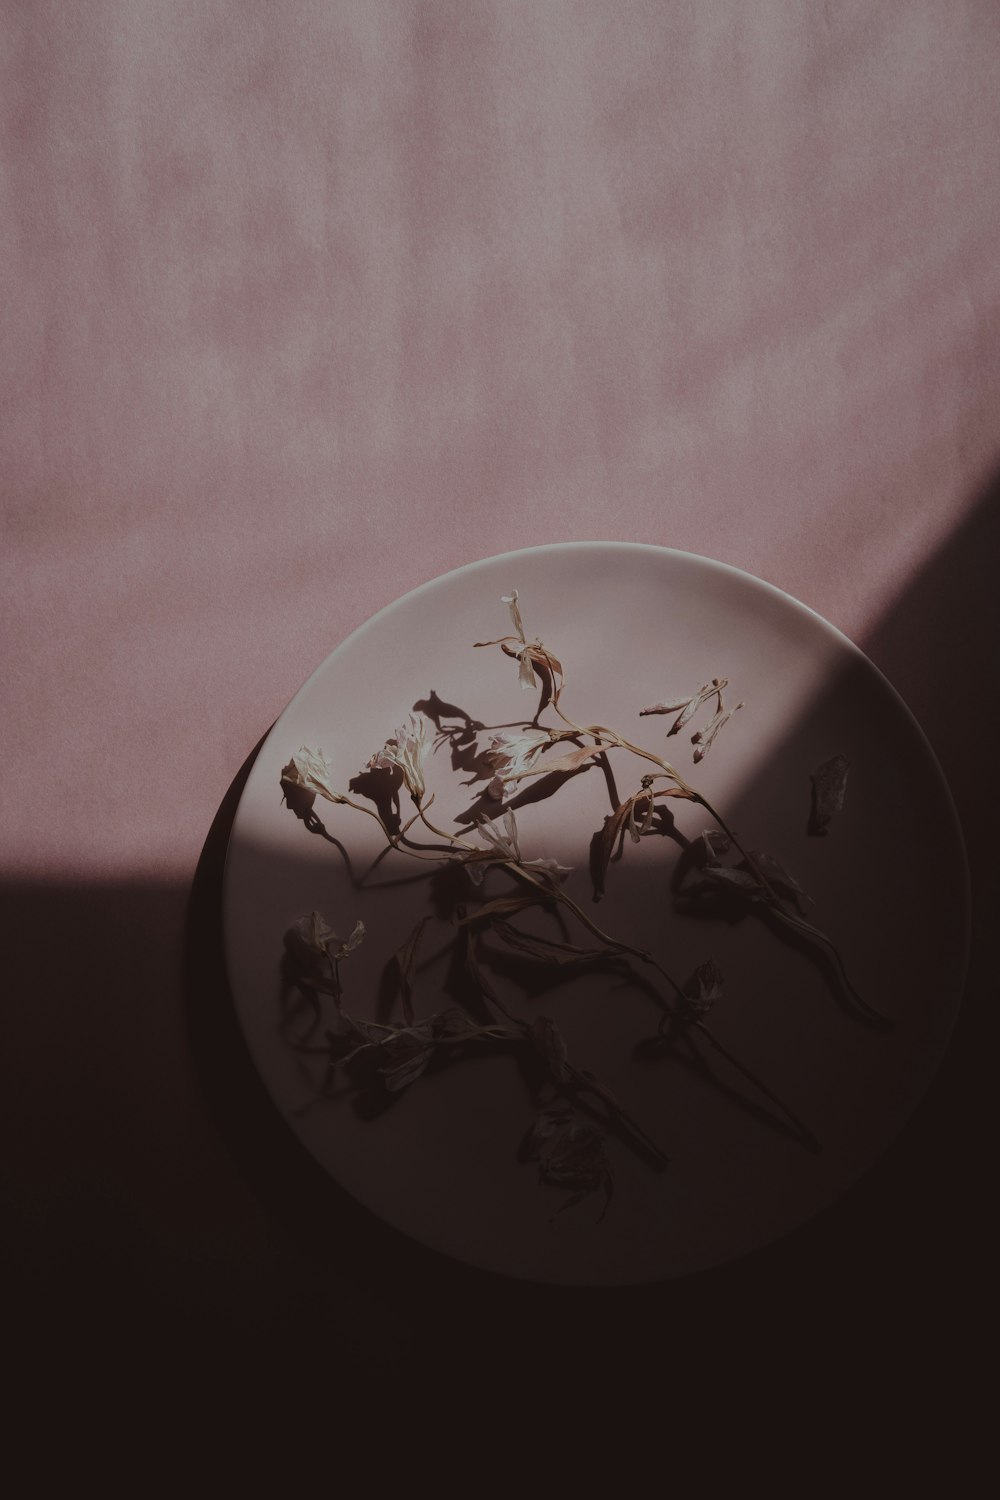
[220,541,971,1281]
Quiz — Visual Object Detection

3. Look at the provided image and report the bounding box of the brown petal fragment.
[809,753,850,835]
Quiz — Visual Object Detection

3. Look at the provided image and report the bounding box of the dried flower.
[370,714,431,800]
[281,747,346,804]
[462,808,571,885]
[483,728,552,800]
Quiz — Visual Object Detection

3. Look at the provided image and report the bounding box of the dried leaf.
[493,920,610,967]
[744,852,812,911]
[456,895,540,925]
[627,789,655,842]
[394,915,431,1024]
[528,1016,571,1083]
[810,753,850,835]
[378,1023,435,1092]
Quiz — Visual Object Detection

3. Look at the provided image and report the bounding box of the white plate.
[223,543,968,1284]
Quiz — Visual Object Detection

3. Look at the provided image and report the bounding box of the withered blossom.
[483,728,552,800]
[370,714,431,800]
[281,746,346,804]
[462,808,570,885]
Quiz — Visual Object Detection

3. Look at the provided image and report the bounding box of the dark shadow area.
[3,482,996,1448]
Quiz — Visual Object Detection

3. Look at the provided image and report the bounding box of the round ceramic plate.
[222,543,968,1284]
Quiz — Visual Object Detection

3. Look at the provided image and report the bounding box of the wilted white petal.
[517,650,537,690]
[282,747,344,804]
[483,728,551,799]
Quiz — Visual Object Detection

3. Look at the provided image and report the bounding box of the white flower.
[370,714,431,800]
[281,747,345,804]
[482,728,551,800]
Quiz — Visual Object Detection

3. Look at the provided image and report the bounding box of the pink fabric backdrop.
[3,0,996,1458]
